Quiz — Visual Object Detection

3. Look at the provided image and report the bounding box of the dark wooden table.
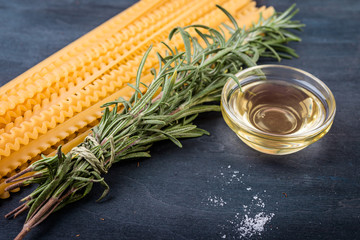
[1,0,359,239]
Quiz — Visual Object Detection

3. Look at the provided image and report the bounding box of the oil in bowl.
[229,80,326,135]
[221,65,336,155]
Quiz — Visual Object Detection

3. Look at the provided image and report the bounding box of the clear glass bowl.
[221,65,336,155]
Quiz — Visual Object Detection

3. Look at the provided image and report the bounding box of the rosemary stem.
[14,197,58,240]
[5,167,34,184]
[5,202,27,219]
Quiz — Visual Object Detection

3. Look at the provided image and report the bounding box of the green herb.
[5,5,303,240]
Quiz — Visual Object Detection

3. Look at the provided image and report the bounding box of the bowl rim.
[221,64,336,139]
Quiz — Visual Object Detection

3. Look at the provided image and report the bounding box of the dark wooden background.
[0,0,359,239]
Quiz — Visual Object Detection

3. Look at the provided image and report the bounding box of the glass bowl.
[221,65,336,155]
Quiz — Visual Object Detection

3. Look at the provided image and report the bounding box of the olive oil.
[221,65,336,155]
[228,80,326,136]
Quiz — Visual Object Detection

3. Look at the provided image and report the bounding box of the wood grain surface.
[0,0,359,239]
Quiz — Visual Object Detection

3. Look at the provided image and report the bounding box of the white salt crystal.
[237,212,275,238]
[207,195,227,207]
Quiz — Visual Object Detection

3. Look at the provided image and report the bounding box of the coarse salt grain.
[207,195,227,207]
[209,167,275,238]
[237,212,275,238]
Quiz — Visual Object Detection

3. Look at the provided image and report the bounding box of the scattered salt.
[207,167,274,238]
[229,195,274,238]
[207,195,227,207]
[237,212,275,238]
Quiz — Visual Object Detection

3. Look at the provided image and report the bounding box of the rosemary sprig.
[5,5,304,240]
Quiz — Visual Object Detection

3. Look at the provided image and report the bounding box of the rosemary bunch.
[6,5,303,240]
